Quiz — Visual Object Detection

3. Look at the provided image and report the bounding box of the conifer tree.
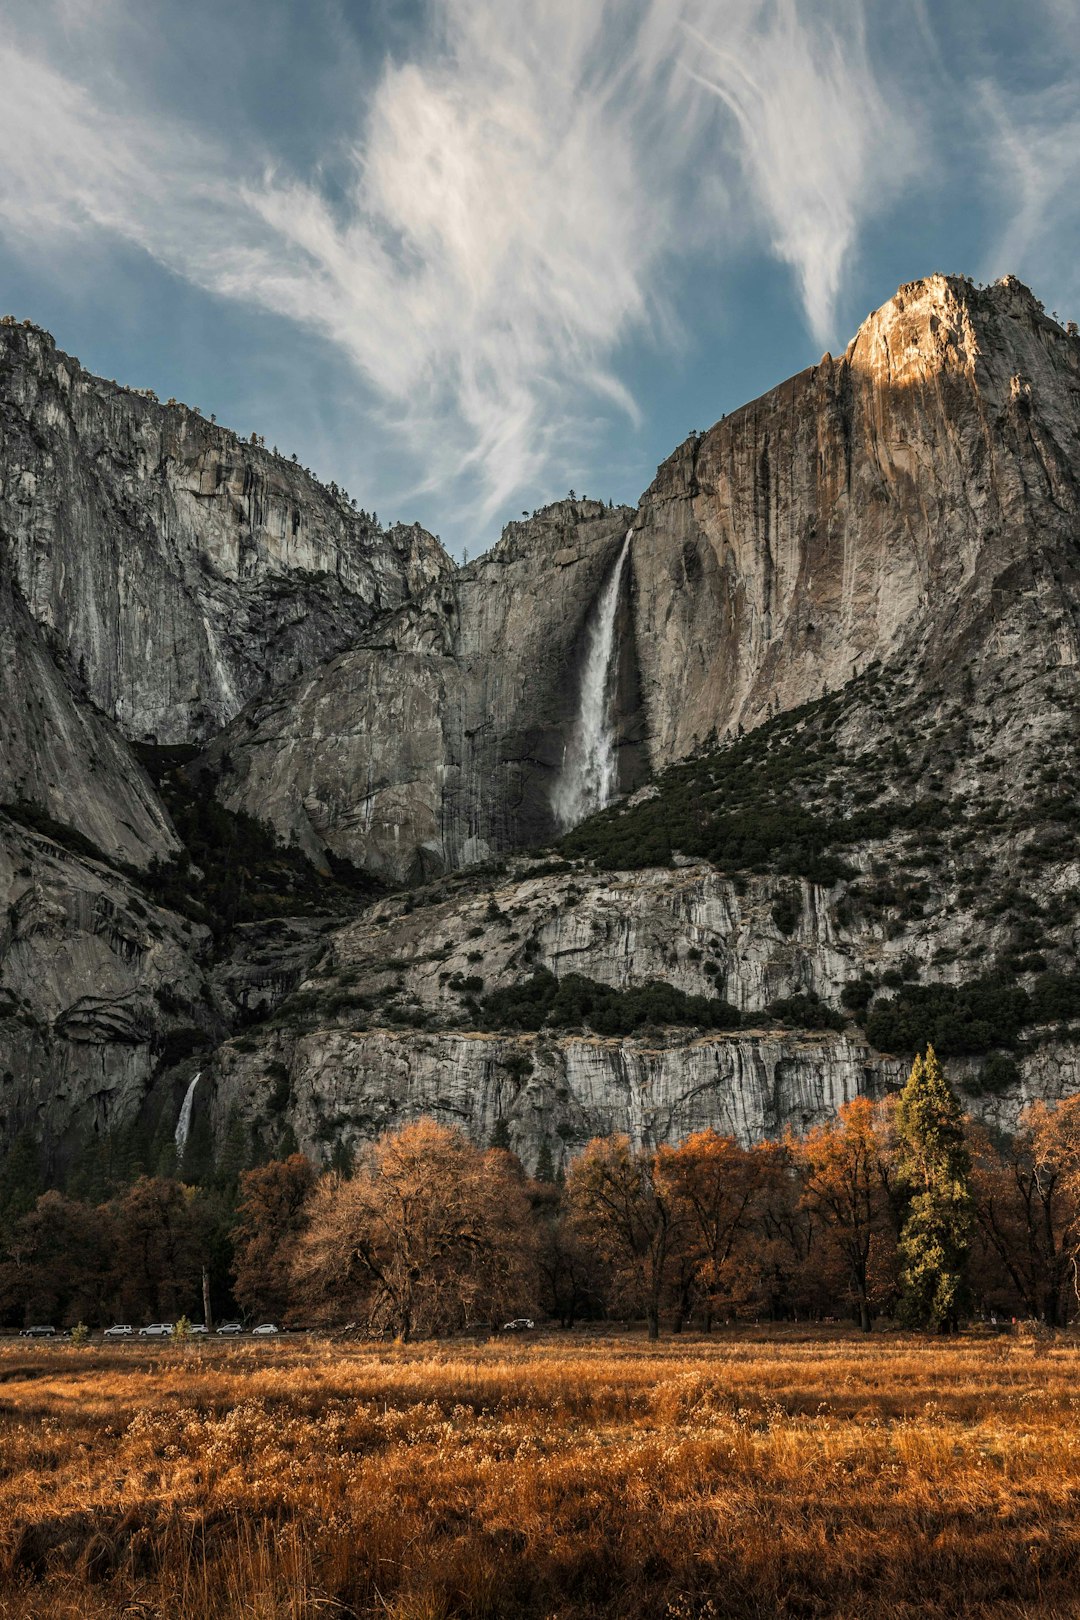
[895,1045,972,1332]
[534,1138,555,1183]
[489,1117,512,1152]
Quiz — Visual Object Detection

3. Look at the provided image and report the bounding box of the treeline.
[3,1051,1080,1336]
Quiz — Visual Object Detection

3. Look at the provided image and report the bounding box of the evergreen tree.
[0,1134,42,1231]
[489,1117,512,1152]
[534,1138,556,1183]
[895,1046,972,1332]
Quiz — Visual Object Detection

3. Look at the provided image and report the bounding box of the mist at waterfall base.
[551,529,633,831]
[174,1071,201,1162]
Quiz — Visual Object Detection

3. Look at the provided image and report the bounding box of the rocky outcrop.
[213,1023,902,1174]
[633,274,1080,762]
[0,535,176,869]
[203,276,1080,882]
[204,500,642,881]
[212,1014,1080,1177]
[0,817,216,1168]
[5,274,1080,1174]
[201,817,1080,1169]
[0,320,452,744]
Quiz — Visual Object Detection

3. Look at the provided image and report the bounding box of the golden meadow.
[3,1328,1080,1619]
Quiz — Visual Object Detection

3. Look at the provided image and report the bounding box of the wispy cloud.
[974,6,1080,315]
[679,0,911,343]
[0,0,913,524]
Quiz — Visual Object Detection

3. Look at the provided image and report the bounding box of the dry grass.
[2,1327,1080,1618]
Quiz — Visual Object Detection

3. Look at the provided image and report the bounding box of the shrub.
[477,969,741,1036]
[767,993,846,1032]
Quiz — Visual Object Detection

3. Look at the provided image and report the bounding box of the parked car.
[19,1325,56,1337]
[215,1322,244,1335]
[103,1324,133,1338]
[137,1323,174,1337]
[189,1323,208,1334]
[502,1318,535,1332]
[251,1323,280,1336]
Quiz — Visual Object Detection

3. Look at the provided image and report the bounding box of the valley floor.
[2,1328,1079,1618]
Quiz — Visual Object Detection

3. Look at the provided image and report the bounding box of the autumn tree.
[294,1119,536,1339]
[741,1140,826,1320]
[107,1176,207,1323]
[565,1135,681,1339]
[0,1192,113,1327]
[655,1131,766,1329]
[792,1098,898,1331]
[531,1180,604,1328]
[974,1096,1080,1326]
[895,1047,972,1332]
[232,1154,317,1323]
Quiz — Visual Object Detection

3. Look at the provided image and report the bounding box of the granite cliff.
[2,273,1080,1182]
[204,274,1080,883]
[0,319,451,744]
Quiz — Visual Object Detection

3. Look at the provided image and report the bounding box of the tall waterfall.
[174,1071,201,1162]
[552,528,633,830]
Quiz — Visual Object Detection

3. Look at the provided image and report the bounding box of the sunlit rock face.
[633,274,1080,762]
[0,321,452,744]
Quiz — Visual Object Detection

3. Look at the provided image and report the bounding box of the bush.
[477,969,741,1036]
[962,1052,1022,1097]
[771,887,802,936]
[767,993,846,1032]
[863,980,1030,1056]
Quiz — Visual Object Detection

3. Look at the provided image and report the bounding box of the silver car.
[251,1323,280,1336]
[215,1322,243,1335]
[103,1324,133,1338]
[137,1323,174,1337]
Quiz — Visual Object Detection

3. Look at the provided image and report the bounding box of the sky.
[1,0,1078,559]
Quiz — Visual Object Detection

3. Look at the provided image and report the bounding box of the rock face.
[0,535,176,868]
[205,501,644,882]
[4,273,1080,1175]
[633,274,1080,761]
[0,320,452,744]
[213,1024,901,1177]
[0,817,216,1167]
[206,851,1080,1173]
[206,276,1080,881]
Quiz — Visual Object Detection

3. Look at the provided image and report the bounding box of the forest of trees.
[3,1050,1080,1337]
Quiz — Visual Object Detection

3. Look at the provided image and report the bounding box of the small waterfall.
[174,1071,201,1162]
[552,528,633,830]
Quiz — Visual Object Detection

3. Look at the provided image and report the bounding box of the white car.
[502,1318,535,1332]
[103,1324,133,1338]
[189,1323,208,1334]
[215,1322,244,1335]
[251,1323,280,1335]
[137,1323,174,1337]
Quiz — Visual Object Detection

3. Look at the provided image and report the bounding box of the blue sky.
[1,0,1078,558]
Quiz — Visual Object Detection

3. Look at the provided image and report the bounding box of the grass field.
[2,1328,1080,1618]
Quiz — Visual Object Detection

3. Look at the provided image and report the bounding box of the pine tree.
[534,1138,555,1182]
[895,1045,972,1332]
[488,1117,512,1152]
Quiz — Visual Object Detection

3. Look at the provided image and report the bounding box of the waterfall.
[174,1071,201,1162]
[552,528,633,830]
